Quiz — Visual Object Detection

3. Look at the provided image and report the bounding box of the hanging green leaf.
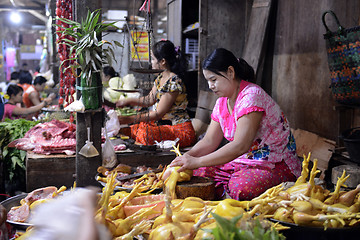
[55,9,122,87]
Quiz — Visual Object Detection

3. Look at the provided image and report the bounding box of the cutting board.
[175,176,215,200]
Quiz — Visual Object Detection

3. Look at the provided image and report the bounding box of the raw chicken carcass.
[24,186,58,205]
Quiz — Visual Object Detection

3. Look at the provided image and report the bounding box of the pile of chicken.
[10,150,360,239]
[258,153,360,228]
[92,145,285,240]
[94,170,286,240]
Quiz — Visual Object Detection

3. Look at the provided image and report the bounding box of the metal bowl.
[1,193,32,230]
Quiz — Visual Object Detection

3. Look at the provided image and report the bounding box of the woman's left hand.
[169,154,199,172]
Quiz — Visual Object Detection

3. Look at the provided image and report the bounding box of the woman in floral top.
[168,48,301,200]
[116,40,195,147]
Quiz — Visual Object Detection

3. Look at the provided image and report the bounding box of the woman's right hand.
[116,99,130,108]
[44,97,53,105]
[48,93,56,99]
[169,153,199,173]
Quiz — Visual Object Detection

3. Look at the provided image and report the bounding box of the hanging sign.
[130,31,149,62]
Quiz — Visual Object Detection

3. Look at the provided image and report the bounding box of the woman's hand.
[169,153,199,173]
[116,99,133,108]
[48,93,56,100]
[43,97,53,105]
[116,99,127,108]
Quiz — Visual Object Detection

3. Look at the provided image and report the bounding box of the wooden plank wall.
[198,0,253,91]
[271,0,360,142]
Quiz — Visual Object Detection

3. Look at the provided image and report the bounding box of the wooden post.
[73,0,103,187]
[0,18,5,81]
[49,0,59,86]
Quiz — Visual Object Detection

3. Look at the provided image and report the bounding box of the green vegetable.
[0,118,38,192]
[203,213,286,240]
[115,107,137,116]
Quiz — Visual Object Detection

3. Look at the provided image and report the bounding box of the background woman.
[102,66,118,87]
[23,75,55,108]
[169,48,301,200]
[3,84,53,120]
[116,40,195,148]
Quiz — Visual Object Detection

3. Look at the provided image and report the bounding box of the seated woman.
[116,40,196,148]
[23,75,55,108]
[17,70,33,95]
[3,84,53,120]
[168,48,301,200]
[102,66,121,111]
[102,66,118,88]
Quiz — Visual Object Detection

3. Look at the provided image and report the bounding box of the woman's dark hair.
[202,48,255,82]
[33,76,47,86]
[7,84,23,97]
[103,66,119,78]
[18,71,33,84]
[152,40,188,78]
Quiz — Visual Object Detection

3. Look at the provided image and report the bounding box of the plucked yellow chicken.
[286,156,325,199]
[103,180,147,221]
[149,188,211,240]
[162,144,193,199]
[107,205,159,237]
[324,170,349,205]
[114,220,152,240]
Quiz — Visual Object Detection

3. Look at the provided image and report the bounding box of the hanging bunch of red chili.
[55,0,75,125]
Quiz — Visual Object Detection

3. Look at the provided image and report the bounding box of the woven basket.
[322,10,360,106]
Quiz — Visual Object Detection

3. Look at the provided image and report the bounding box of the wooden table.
[26,149,175,192]
[26,152,76,192]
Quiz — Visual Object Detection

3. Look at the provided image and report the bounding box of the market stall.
[3,150,360,240]
[2,0,360,239]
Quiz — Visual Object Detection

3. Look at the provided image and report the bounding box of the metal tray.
[269,218,360,240]
[111,89,143,94]
[96,174,133,192]
[1,193,32,230]
[95,170,163,193]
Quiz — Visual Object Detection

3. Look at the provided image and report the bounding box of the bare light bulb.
[10,11,22,24]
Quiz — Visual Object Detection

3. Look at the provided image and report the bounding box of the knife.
[116,169,163,181]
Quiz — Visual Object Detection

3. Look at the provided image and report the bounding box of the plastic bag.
[102,127,117,168]
[27,188,111,240]
[155,138,179,149]
[64,96,85,112]
[105,109,121,138]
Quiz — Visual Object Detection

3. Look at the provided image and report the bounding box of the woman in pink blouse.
[169,48,301,200]
[3,84,53,120]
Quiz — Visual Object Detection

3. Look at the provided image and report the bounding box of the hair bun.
[238,58,255,82]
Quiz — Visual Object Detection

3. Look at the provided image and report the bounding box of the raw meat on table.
[11,120,76,155]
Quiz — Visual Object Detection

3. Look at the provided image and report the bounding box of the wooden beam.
[242,0,273,84]
[74,0,104,187]
[0,5,44,11]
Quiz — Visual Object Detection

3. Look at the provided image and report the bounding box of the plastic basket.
[185,38,198,54]
[340,127,360,163]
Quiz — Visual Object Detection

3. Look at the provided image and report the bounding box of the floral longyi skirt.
[126,121,196,148]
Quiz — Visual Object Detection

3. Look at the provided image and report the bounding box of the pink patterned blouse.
[211,80,301,177]
[3,103,18,120]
